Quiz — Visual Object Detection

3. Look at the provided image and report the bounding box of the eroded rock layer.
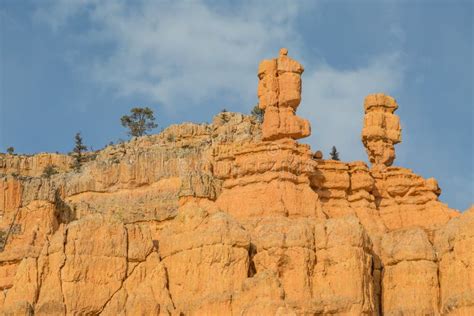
[0,50,471,315]
[362,93,401,169]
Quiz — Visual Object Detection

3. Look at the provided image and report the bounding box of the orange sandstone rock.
[214,138,325,219]
[362,93,401,168]
[434,208,474,314]
[258,49,311,140]
[380,228,440,315]
[0,52,469,316]
[312,216,376,314]
[373,167,459,232]
[0,153,74,177]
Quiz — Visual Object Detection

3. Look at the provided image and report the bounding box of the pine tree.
[251,105,265,123]
[6,147,14,155]
[72,132,87,171]
[121,107,158,137]
[329,146,340,161]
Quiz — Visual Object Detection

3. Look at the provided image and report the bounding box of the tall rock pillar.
[361,93,401,169]
[214,49,324,220]
[258,48,311,140]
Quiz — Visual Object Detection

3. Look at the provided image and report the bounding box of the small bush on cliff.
[329,146,340,161]
[220,109,231,123]
[167,134,175,142]
[42,165,58,178]
[6,147,14,154]
[121,107,158,137]
[0,230,6,251]
[251,105,265,123]
[72,132,87,171]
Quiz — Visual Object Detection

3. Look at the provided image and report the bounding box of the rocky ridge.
[0,50,471,315]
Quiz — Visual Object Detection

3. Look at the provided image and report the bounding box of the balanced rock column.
[258,48,311,140]
[214,49,324,220]
[361,93,401,168]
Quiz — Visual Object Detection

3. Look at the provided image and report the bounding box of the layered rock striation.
[0,49,471,315]
[362,93,401,169]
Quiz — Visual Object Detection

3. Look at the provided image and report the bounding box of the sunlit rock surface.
[0,50,470,315]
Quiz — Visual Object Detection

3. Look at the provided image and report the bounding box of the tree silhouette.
[121,107,158,137]
[251,105,265,123]
[72,132,87,171]
[6,147,14,155]
[329,146,340,161]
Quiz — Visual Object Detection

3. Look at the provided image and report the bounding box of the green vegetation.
[329,146,340,161]
[251,105,265,123]
[42,165,58,178]
[167,134,176,142]
[0,230,6,251]
[121,107,158,137]
[220,108,230,123]
[72,132,87,171]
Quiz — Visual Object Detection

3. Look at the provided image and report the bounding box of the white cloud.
[35,0,305,113]
[36,0,404,162]
[300,53,403,161]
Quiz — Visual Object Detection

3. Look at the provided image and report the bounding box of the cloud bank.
[36,0,403,160]
[301,53,403,160]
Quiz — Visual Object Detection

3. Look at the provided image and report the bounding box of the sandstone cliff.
[0,50,471,315]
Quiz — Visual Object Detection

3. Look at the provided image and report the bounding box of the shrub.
[121,107,158,137]
[42,165,58,178]
[251,105,265,123]
[220,109,230,123]
[167,134,176,142]
[0,230,6,251]
[329,146,340,161]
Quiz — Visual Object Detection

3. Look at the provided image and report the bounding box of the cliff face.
[0,50,471,316]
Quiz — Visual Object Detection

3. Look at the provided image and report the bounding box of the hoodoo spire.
[257,48,311,140]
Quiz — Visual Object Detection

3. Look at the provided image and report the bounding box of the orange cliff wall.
[0,50,471,315]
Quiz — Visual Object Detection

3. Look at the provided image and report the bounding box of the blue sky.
[0,0,472,211]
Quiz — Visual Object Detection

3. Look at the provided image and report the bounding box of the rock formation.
[258,48,311,140]
[215,50,322,221]
[362,93,401,169]
[0,49,471,315]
